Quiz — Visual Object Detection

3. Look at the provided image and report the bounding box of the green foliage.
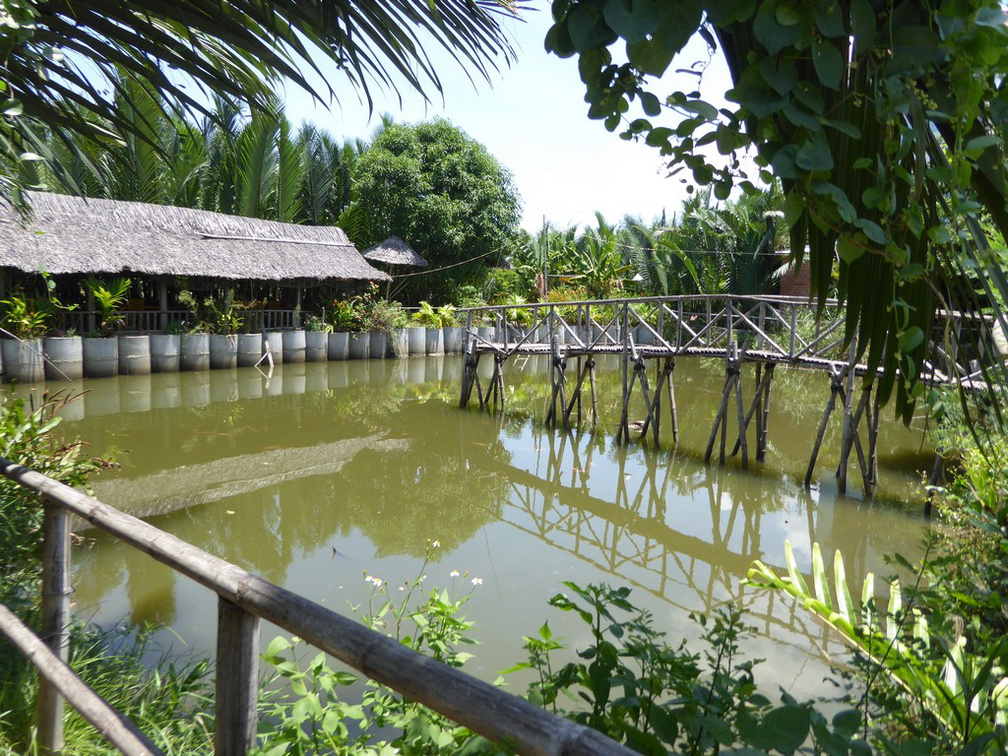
[748,542,1008,753]
[0,0,517,205]
[328,285,406,333]
[412,302,458,328]
[0,293,55,341]
[0,391,112,589]
[353,118,522,303]
[254,542,483,755]
[84,277,130,336]
[546,0,1008,422]
[511,582,866,754]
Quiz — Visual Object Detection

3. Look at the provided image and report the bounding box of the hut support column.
[704,343,741,465]
[158,279,169,332]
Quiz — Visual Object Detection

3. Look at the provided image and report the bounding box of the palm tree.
[1,0,522,203]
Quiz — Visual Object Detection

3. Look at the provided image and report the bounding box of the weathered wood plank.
[215,598,260,756]
[0,604,163,756]
[39,501,71,754]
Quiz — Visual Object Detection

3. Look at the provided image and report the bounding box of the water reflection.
[52,355,932,695]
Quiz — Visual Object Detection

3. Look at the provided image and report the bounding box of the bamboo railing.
[0,459,637,756]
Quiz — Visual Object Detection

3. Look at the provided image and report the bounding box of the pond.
[30,354,932,704]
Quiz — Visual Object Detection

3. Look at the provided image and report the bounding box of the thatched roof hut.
[362,236,428,268]
[0,192,389,284]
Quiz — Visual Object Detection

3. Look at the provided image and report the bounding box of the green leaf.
[812,38,844,89]
[761,705,812,752]
[814,1,846,38]
[602,0,660,44]
[754,4,803,54]
[812,543,832,610]
[783,191,805,225]
[849,0,877,48]
[640,91,662,117]
[627,37,676,76]
[796,134,834,171]
[854,218,886,245]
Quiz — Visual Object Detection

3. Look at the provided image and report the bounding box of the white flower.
[450,569,460,578]
[471,577,483,586]
[431,540,440,549]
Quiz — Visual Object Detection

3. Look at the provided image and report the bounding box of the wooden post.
[158,279,169,332]
[757,363,774,462]
[734,363,748,470]
[39,501,71,755]
[667,358,679,444]
[804,367,845,488]
[215,597,260,756]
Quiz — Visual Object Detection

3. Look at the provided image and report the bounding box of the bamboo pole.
[804,367,844,488]
[39,501,71,754]
[757,363,775,462]
[0,460,639,756]
[0,605,163,756]
[215,598,260,756]
[734,367,748,470]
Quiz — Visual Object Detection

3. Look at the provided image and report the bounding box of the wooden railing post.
[215,597,260,756]
[39,500,71,754]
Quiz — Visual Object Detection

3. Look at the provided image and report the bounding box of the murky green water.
[27,355,931,701]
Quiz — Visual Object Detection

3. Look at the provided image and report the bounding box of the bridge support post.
[563,355,596,428]
[731,362,776,463]
[459,345,478,409]
[705,343,742,465]
[485,353,507,414]
[804,365,846,488]
[837,381,876,496]
[545,339,567,428]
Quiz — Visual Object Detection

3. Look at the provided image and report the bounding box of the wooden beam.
[0,605,162,756]
[215,598,260,756]
[38,502,71,754]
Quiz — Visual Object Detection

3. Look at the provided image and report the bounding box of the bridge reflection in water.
[480,420,910,668]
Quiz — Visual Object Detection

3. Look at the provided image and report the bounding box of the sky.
[280,7,733,234]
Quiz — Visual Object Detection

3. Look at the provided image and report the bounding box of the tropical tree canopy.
[0,0,521,201]
[353,118,522,303]
[545,0,1008,421]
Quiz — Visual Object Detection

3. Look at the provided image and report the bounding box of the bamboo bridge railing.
[0,459,637,756]
[457,294,1004,498]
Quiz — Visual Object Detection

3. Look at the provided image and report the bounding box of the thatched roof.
[0,192,390,283]
[362,236,427,267]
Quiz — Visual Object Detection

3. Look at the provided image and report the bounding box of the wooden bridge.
[458,294,1002,498]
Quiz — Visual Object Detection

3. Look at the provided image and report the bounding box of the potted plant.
[205,289,243,370]
[345,289,372,360]
[0,291,51,383]
[367,298,408,359]
[438,304,462,353]
[326,298,356,361]
[282,304,306,363]
[413,301,444,355]
[303,314,330,362]
[177,289,210,372]
[84,278,131,378]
